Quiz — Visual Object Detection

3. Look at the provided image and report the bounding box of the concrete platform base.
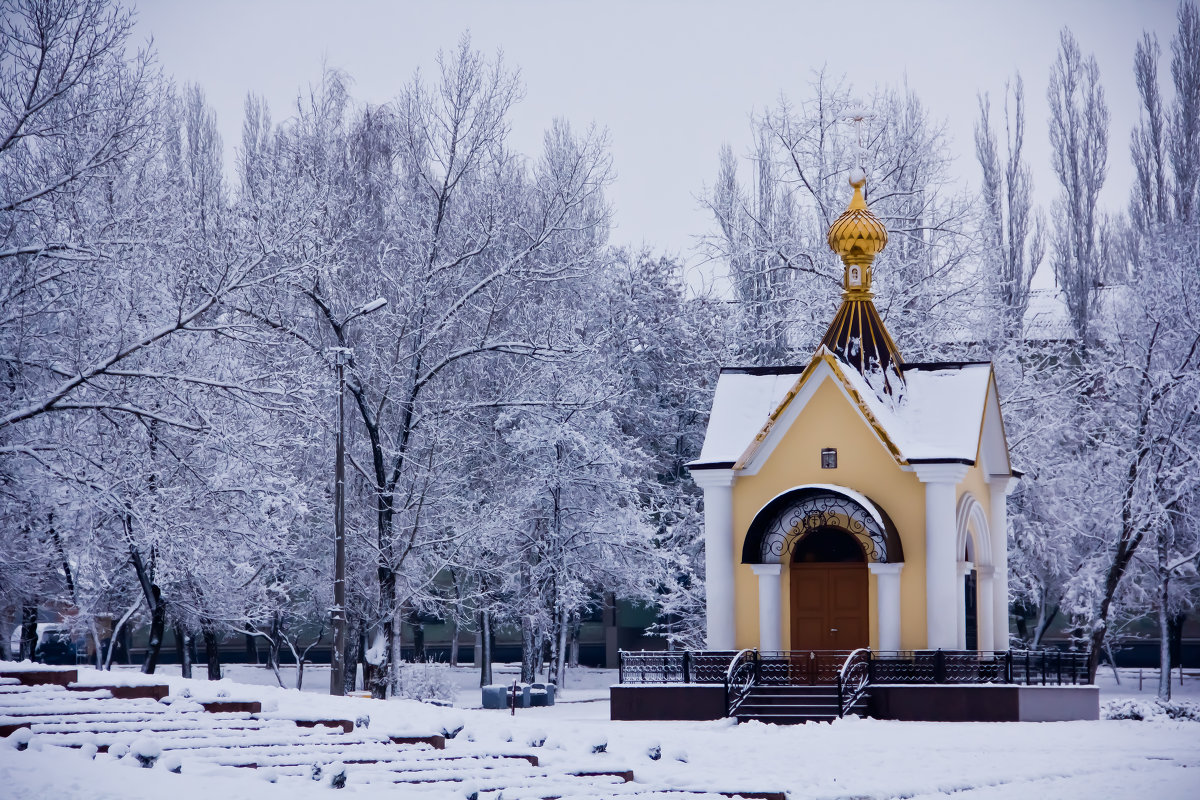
[610,683,1100,722]
[870,684,1099,722]
[610,685,726,721]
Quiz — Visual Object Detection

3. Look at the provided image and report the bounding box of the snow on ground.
[3,662,1199,799]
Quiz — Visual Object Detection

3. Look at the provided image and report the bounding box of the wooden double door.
[790,562,868,652]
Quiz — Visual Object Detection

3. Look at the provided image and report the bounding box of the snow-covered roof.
[691,352,1000,470]
[693,367,805,466]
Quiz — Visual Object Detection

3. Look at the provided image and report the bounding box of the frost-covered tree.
[705,72,974,368]
[975,74,1044,342]
[1047,28,1110,345]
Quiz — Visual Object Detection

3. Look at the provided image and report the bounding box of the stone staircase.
[2,664,787,799]
[734,684,869,724]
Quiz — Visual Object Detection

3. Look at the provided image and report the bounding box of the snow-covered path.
[3,663,1199,799]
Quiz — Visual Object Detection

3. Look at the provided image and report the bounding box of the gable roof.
[690,348,1008,474]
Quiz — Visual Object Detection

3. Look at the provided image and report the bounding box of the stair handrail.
[836,647,872,718]
[724,648,758,717]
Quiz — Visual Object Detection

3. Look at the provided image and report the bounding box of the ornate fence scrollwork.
[724,648,758,717]
[836,648,872,717]
[745,488,897,564]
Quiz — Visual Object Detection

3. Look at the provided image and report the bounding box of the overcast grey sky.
[135,1,1177,285]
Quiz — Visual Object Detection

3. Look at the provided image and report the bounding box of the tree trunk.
[268,613,283,674]
[89,619,103,669]
[141,586,165,674]
[246,633,260,665]
[1086,537,1141,683]
[412,617,426,662]
[127,533,165,674]
[343,620,361,694]
[174,624,192,679]
[449,618,459,668]
[19,603,38,661]
[479,610,492,687]
[568,614,581,669]
[1030,602,1058,649]
[203,630,221,680]
[1158,536,1171,700]
[1169,613,1186,671]
[367,566,397,699]
[555,605,568,686]
[520,617,540,684]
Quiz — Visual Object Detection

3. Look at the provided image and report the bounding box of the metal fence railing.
[618,648,1091,687]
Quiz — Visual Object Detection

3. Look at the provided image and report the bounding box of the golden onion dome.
[827,174,888,270]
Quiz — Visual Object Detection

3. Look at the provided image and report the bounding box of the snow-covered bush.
[130,737,162,768]
[397,661,454,703]
[4,728,32,751]
[326,761,347,789]
[646,742,661,761]
[1102,697,1200,722]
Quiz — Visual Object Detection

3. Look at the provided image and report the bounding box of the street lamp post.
[329,297,387,696]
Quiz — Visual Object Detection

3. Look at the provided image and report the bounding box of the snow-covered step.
[29,715,279,735]
[0,667,78,686]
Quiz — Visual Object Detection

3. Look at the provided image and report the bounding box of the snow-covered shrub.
[440,720,464,740]
[159,753,182,773]
[668,747,688,763]
[4,728,32,751]
[397,661,454,703]
[130,737,161,768]
[590,736,607,754]
[1103,697,1200,722]
[527,731,547,748]
[646,742,661,761]
[326,761,347,789]
[355,714,371,730]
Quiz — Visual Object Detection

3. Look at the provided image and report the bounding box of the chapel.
[688,174,1017,655]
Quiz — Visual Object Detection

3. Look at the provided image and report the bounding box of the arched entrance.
[790,527,868,651]
[741,486,904,654]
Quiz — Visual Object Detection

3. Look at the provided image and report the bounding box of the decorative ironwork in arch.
[741,487,903,565]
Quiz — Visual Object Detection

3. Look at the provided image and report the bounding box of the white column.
[976,566,996,651]
[915,464,969,650]
[988,477,1019,651]
[956,561,974,649]
[692,468,736,650]
[868,562,904,651]
[750,564,782,652]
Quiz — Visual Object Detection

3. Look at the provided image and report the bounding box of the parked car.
[8,623,80,665]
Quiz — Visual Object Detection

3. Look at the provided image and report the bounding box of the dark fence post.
[934,649,946,684]
[1004,650,1013,683]
[618,650,624,685]
[1024,651,1031,685]
[682,651,691,684]
[1056,651,1062,685]
[1041,650,1047,686]
[1071,652,1079,685]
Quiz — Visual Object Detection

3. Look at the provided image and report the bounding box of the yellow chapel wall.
[729,375,929,651]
